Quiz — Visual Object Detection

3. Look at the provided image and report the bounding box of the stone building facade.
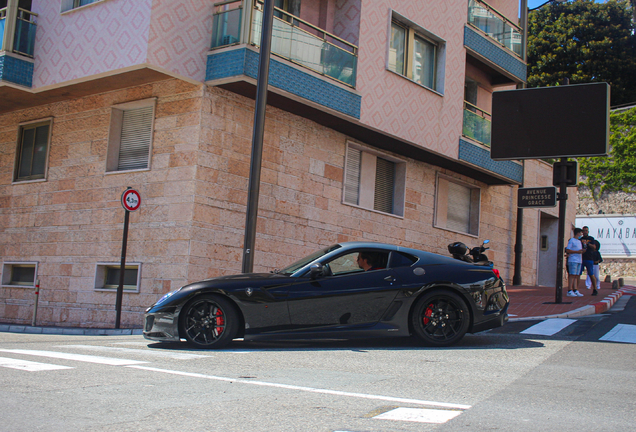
[0,0,574,328]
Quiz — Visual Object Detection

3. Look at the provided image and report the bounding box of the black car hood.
[183,272,292,291]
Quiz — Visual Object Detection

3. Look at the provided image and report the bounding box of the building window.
[14,120,51,182]
[343,143,406,217]
[388,13,446,94]
[106,99,155,173]
[435,175,480,236]
[61,0,102,12]
[1,262,38,288]
[95,263,141,292]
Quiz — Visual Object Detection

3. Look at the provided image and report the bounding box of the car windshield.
[278,244,342,275]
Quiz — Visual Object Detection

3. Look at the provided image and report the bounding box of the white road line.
[58,345,211,360]
[0,356,73,372]
[599,324,636,344]
[520,318,577,336]
[0,349,148,366]
[126,365,472,410]
[373,407,463,424]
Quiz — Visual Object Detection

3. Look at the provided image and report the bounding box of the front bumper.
[143,312,181,342]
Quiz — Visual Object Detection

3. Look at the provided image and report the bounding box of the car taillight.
[492,268,501,279]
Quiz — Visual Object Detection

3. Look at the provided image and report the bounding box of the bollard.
[612,280,619,290]
[618,277,624,287]
[32,280,40,327]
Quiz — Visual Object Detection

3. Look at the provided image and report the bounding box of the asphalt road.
[1,297,634,432]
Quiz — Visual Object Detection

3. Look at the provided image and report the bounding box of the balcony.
[462,101,491,147]
[0,7,37,57]
[211,0,358,88]
[0,6,37,87]
[467,0,522,57]
[206,0,361,119]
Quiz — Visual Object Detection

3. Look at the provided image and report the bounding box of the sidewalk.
[507,281,636,321]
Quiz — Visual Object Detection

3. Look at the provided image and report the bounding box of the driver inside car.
[357,252,384,271]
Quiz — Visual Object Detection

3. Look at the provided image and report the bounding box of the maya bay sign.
[575,215,636,258]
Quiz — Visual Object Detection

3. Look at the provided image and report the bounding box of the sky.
[526,0,608,10]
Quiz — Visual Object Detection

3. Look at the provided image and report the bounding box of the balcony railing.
[250,3,358,87]
[463,101,491,146]
[0,7,38,58]
[468,0,522,57]
[14,8,37,57]
[0,8,6,50]
[211,0,242,48]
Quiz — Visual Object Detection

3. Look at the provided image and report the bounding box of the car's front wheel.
[179,295,238,348]
[411,290,470,347]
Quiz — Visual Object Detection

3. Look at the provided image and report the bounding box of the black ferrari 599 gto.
[144,242,508,348]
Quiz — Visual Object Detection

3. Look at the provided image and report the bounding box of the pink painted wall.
[357,0,469,159]
[333,0,361,45]
[31,0,213,88]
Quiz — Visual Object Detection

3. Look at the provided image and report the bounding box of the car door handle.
[384,276,396,282]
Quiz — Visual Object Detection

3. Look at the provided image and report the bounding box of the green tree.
[579,106,636,198]
[527,0,636,106]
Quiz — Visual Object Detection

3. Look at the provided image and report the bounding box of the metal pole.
[554,158,568,304]
[512,0,528,286]
[242,0,275,274]
[31,279,40,327]
[115,209,130,329]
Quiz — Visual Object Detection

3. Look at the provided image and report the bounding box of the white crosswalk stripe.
[0,356,72,372]
[520,318,577,336]
[0,349,148,366]
[57,344,211,360]
[373,407,463,424]
[599,324,636,344]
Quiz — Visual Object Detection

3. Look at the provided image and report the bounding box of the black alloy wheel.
[411,290,470,347]
[179,295,239,348]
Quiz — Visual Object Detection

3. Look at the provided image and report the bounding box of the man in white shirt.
[565,228,586,297]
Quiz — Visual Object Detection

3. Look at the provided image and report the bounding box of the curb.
[509,288,629,322]
[0,324,143,336]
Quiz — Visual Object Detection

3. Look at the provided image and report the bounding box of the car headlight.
[155,287,182,306]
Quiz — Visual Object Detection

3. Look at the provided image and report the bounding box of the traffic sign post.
[115,187,141,329]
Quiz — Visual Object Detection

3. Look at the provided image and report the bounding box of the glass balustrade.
[463,103,492,147]
[0,8,7,50]
[250,6,357,87]
[468,0,522,57]
[13,8,37,57]
[211,1,242,48]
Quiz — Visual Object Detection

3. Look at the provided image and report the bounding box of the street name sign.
[518,187,557,208]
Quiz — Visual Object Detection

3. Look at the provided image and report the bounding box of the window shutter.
[344,147,361,205]
[374,157,395,213]
[118,106,153,171]
[447,181,471,233]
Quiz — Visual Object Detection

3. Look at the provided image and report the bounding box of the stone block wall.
[1,78,557,328]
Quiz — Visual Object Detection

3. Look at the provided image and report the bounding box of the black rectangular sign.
[518,187,557,208]
[491,83,610,160]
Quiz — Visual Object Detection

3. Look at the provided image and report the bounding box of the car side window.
[389,251,418,268]
[327,252,363,276]
[326,250,390,275]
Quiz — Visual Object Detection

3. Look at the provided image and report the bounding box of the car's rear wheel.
[412,290,470,347]
[179,295,238,349]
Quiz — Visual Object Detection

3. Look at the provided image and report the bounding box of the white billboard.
[575,215,636,258]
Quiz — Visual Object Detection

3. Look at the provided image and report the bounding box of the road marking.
[373,407,462,424]
[58,345,211,360]
[0,356,73,372]
[127,365,471,410]
[599,324,636,344]
[0,349,148,366]
[520,318,577,336]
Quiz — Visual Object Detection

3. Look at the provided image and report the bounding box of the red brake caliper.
[215,308,225,335]
[423,303,433,325]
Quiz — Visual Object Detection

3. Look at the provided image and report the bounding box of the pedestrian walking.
[565,228,586,297]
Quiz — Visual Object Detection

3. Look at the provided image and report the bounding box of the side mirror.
[309,263,324,279]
